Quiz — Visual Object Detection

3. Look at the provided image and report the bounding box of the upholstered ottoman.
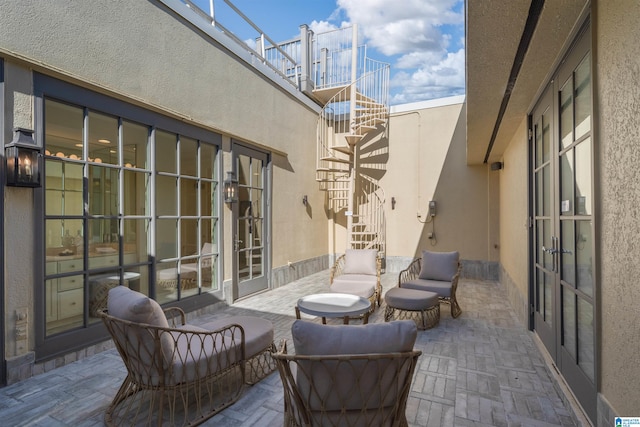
[384,287,440,330]
[201,316,276,384]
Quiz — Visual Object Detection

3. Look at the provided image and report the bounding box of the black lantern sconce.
[6,128,42,187]
[223,171,238,204]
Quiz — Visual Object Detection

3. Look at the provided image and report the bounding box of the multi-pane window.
[43,98,219,337]
[155,131,219,304]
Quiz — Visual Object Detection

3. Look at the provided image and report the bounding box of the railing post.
[347,24,358,249]
[299,24,314,94]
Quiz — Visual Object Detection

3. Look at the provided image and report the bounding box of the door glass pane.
[88,165,118,216]
[180,136,198,177]
[574,139,592,215]
[201,219,217,252]
[201,143,216,179]
[156,261,179,304]
[560,79,573,150]
[251,249,263,277]
[88,218,119,269]
[563,287,576,360]
[238,218,250,251]
[560,151,574,216]
[578,298,595,382]
[180,219,198,256]
[541,108,551,163]
[576,220,593,296]
[238,154,250,185]
[252,158,263,188]
[46,274,84,336]
[574,54,591,141]
[180,178,198,216]
[535,166,550,216]
[156,175,177,216]
[536,219,552,270]
[239,250,250,280]
[123,219,148,263]
[88,111,118,165]
[45,100,84,159]
[201,181,214,216]
[46,160,84,216]
[536,269,553,326]
[156,219,177,260]
[561,220,576,286]
[253,218,263,247]
[156,131,176,173]
[122,121,148,170]
[252,189,263,218]
[123,170,149,216]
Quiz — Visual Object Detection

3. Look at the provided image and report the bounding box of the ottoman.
[384,287,440,330]
[201,316,276,384]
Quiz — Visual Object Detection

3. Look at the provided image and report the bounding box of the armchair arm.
[163,307,186,327]
[329,254,346,284]
[398,257,421,286]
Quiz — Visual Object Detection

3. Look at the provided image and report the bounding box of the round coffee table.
[295,293,371,324]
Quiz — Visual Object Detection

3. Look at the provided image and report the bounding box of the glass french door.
[531,25,596,420]
[231,144,269,299]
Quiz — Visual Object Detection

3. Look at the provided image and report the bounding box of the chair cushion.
[330,277,376,298]
[341,249,378,275]
[107,286,175,376]
[419,250,459,281]
[200,316,274,358]
[402,278,453,297]
[292,319,416,356]
[385,287,439,311]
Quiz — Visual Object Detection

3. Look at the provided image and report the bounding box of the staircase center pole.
[347,24,358,249]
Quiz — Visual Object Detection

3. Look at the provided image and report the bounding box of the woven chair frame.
[99,308,246,426]
[272,341,421,427]
[398,258,462,318]
[245,342,277,385]
[384,303,440,330]
[329,254,382,310]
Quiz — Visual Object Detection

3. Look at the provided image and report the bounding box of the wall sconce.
[490,161,503,171]
[223,171,238,203]
[302,195,308,206]
[5,128,42,187]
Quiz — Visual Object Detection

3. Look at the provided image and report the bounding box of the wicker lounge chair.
[329,249,382,311]
[272,319,421,426]
[398,250,462,318]
[99,286,250,426]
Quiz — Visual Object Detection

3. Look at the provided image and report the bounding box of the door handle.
[234,239,243,251]
[542,246,558,254]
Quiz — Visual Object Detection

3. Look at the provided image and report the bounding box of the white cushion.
[341,249,378,275]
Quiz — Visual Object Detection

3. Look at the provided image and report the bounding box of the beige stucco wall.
[595,0,640,415]
[499,119,529,296]
[360,99,493,262]
[0,0,327,359]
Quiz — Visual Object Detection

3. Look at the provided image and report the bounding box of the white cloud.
[390,48,465,103]
[333,0,465,103]
[309,20,338,35]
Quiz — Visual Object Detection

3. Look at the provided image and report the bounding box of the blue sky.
[191,0,465,105]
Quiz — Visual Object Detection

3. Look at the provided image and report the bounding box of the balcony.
[0,269,585,426]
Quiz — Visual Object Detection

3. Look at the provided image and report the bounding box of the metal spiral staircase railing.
[314,58,389,256]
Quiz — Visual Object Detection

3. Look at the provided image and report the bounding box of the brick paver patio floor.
[0,270,585,426]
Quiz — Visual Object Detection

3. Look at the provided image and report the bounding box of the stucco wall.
[595,0,640,415]
[0,0,327,361]
[499,119,529,303]
[0,0,326,269]
[377,100,492,263]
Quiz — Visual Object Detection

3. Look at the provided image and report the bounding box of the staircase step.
[331,145,353,155]
[316,167,349,172]
[320,156,351,164]
[345,134,363,145]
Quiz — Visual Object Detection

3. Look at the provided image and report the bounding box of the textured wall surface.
[499,119,529,302]
[596,0,640,416]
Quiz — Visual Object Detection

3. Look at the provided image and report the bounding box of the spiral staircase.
[312,39,390,257]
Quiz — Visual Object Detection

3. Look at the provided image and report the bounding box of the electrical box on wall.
[429,200,437,217]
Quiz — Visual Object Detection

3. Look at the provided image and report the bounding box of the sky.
[191,0,465,106]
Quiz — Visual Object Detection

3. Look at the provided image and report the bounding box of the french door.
[530,25,596,420]
[231,144,269,299]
